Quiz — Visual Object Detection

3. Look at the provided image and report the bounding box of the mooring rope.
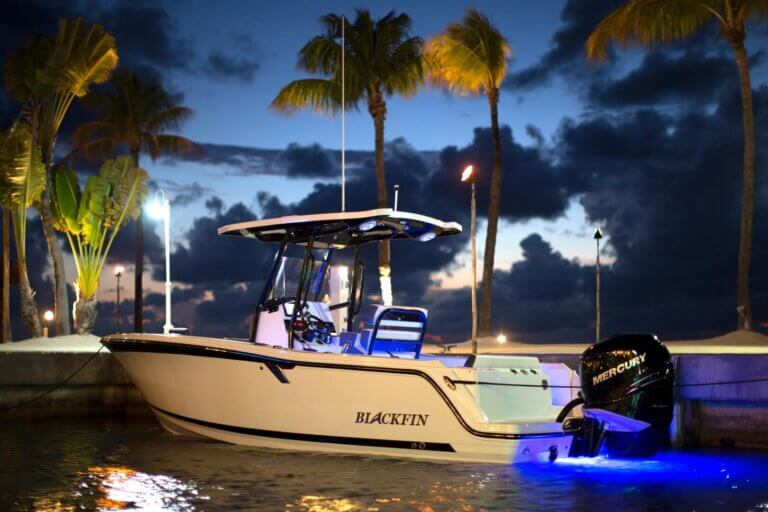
[1,345,106,411]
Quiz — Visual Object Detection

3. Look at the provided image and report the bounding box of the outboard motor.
[565,334,675,457]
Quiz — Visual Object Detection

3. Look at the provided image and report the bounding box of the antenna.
[340,14,346,212]
[393,184,399,210]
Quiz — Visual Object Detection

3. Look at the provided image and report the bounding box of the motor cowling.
[570,333,675,457]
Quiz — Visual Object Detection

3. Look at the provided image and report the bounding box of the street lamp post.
[114,265,125,333]
[461,165,478,354]
[594,227,603,343]
[147,190,175,335]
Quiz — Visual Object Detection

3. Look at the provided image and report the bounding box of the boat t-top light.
[419,231,436,242]
[358,219,377,232]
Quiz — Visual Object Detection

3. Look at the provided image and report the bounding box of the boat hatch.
[217,208,462,248]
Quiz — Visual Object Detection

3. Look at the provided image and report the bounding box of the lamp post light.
[594,227,603,343]
[461,165,478,354]
[147,190,175,335]
[114,265,125,333]
[42,310,54,338]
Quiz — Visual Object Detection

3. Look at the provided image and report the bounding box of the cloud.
[588,51,736,108]
[276,143,338,179]
[94,0,194,74]
[173,142,364,179]
[505,0,622,90]
[154,199,275,285]
[150,179,213,207]
[202,51,259,83]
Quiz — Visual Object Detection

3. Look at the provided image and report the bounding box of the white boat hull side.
[105,335,572,464]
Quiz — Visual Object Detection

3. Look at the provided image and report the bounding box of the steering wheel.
[294,305,331,344]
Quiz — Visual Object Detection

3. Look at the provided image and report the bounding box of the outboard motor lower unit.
[567,334,675,457]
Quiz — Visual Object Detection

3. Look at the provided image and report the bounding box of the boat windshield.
[271,254,332,304]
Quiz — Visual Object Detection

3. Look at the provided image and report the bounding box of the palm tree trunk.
[38,183,70,336]
[18,263,42,338]
[370,92,392,304]
[479,88,503,336]
[132,150,144,332]
[730,36,755,331]
[2,208,11,342]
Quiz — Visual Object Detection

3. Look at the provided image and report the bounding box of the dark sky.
[3,0,768,342]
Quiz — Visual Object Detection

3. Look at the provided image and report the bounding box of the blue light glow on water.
[2,418,768,512]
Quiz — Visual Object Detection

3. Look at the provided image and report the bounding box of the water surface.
[2,417,768,511]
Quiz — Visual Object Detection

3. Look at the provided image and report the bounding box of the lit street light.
[114,265,125,333]
[42,310,54,338]
[496,333,507,344]
[147,190,176,335]
[461,165,478,354]
[594,227,603,343]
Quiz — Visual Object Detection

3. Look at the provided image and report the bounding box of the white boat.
[103,208,670,463]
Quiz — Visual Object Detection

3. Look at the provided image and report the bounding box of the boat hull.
[104,334,572,464]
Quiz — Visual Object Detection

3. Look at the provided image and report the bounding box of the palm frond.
[145,106,194,133]
[40,18,119,97]
[424,9,510,95]
[586,0,713,61]
[144,134,198,161]
[72,121,117,155]
[271,78,343,114]
[3,35,53,103]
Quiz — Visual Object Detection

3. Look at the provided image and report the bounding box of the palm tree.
[72,68,196,332]
[4,18,119,336]
[271,9,424,304]
[0,123,47,337]
[424,9,511,335]
[586,0,767,331]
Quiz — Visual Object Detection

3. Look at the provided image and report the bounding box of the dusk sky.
[3,0,768,342]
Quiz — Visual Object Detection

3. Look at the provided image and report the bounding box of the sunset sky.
[3,0,768,342]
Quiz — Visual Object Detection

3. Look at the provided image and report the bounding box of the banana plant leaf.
[77,175,109,246]
[40,18,118,98]
[100,155,148,229]
[0,124,45,209]
[52,167,82,234]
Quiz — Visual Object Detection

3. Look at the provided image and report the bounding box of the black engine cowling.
[569,333,675,457]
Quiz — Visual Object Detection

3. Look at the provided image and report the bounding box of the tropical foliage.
[0,124,46,336]
[4,17,118,335]
[424,9,511,335]
[52,155,148,333]
[586,0,767,330]
[72,68,196,332]
[272,9,424,304]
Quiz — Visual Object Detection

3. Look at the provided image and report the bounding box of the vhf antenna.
[340,14,346,212]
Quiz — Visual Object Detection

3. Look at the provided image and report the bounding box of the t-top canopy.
[217,208,462,248]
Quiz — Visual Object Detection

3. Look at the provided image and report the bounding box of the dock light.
[42,310,54,337]
[146,190,175,335]
[461,164,478,354]
[497,333,507,344]
[114,265,125,333]
[358,219,377,232]
[418,231,436,242]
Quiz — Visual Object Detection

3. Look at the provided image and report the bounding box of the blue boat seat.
[357,304,428,358]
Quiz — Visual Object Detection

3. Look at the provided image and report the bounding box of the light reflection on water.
[2,417,768,511]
